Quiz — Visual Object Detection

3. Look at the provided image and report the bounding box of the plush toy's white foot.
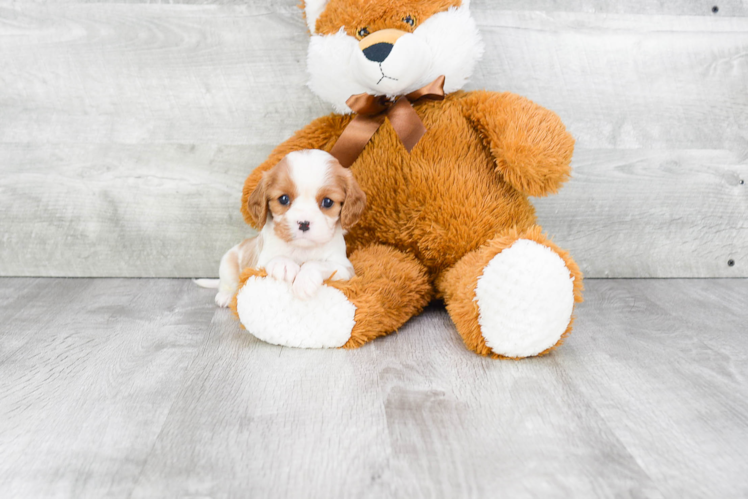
[474,239,575,358]
[235,276,356,348]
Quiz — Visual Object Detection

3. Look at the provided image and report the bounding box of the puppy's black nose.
[298,221,310,232]
[363,42,393,62]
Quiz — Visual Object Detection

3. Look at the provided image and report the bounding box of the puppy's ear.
[340,168,366,230]
[247,174,269,230]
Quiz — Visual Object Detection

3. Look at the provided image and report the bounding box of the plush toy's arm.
[461,91,575,197]
[241,114,348,227]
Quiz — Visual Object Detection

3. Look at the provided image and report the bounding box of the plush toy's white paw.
[236,276,356,348]
[265,257,301,283]
[474,239,575,358]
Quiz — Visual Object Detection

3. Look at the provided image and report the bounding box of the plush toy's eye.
[357,27,370,38]
[321,197,334,209]
[278,194,290,206]
[403,15,416,27]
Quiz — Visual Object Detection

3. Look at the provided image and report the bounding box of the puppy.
[197,150,366,307]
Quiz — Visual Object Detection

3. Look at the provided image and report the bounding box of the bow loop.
[330,76,446,168]
[346,93,392,116]
[406,75,446,103]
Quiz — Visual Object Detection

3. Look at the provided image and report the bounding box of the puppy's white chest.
[257,224,348,268]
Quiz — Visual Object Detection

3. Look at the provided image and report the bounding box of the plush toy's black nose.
[363,42,393,62]
[298,221,310,232]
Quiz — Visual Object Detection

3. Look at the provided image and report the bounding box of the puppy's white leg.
[265,256,301,284]
[292,261,352,300]
[328,263,355,281]
[215,245,241,308]
[292,262,325,300]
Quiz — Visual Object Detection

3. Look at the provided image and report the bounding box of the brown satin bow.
[330,75,446,168]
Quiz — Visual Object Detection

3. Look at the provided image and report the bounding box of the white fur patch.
[474,239,575,358]
[412,4,484,94]
[306,4,484,113]
[287,149,332,194]
[236,276,356,349]
[304,0,329,34]
[307,30,369,114]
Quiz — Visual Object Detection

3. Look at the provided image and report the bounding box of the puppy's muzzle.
[359,29,407,63]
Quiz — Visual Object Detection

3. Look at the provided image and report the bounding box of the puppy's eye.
[357,27,370,38]
[321,197,334,209]
[278,194,290,206]
[403,15,415,27]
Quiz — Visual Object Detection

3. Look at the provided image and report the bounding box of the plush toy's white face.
[305,0,484,113]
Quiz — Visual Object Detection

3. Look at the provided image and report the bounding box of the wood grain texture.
[0,277,747,497]
[11,0,748,17]
[0,3,747,277]
[534,149,748,278]
[2,4,747,148]
[0,144,254,277]
[1,144,744,278]
[556,279,748,498]
[0,278,215,497]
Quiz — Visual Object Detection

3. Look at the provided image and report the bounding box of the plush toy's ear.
[247,174,270,230]
[302,0,330,34]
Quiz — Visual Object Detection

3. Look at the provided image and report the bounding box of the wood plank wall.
[1,0,746,278]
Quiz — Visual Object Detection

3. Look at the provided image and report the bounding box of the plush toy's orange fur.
[231,0,583,357]
[315,0,461,37]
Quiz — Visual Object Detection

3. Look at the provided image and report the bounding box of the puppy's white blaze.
[284,150,338,242]
[286,150,332,196]
[306,4,483,113]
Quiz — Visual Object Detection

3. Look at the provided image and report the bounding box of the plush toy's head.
[303,0,484,113]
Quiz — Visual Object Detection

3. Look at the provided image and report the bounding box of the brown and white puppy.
[198,150,365,306]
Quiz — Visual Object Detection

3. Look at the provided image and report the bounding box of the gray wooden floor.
[1,278,747,498]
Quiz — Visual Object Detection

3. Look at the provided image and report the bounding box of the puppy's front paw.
[215,290,234,308]
[329,265,354,281]
[265,257,300,283]
[292,265,324,300]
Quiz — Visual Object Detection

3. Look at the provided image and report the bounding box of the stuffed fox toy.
[231,0,583,358]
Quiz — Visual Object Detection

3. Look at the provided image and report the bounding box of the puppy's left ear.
[340,168,366,230]
[247,173,270,230]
